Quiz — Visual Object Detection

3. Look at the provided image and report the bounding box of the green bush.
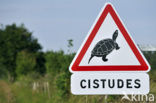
[16,51,36,76]
[55,72,70,98]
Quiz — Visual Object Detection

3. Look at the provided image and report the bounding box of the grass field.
[0,70,155,103]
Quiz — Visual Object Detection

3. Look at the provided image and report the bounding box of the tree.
[45,50,65,74]
[0,24,43,80]
[143,51,153,64]
[150,52,156,70]
[67,39,73,53]
[143,51,156,71]
[16,50,36,76]
[35,52,46,75]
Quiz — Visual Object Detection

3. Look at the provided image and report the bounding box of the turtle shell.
[91,39,115,56]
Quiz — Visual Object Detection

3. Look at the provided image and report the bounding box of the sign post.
[69,3,150,95]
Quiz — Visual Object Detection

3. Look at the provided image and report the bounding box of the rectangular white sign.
[71,73,149,95]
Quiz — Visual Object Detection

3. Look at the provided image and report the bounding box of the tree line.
[0,23,155,97]
[0,24,73,79]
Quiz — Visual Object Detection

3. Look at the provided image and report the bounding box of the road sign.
[71,73,149,95]
[69,3,150,72]
[69,3,151,95]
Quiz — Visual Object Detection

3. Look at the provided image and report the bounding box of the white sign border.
[69,2,151,73]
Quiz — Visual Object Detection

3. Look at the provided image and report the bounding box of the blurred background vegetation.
[0,24,155,103]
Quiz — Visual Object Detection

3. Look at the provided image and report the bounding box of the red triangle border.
[71,4,149,71]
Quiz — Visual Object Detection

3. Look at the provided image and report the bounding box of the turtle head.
[114,42,120,50]
[112,30,118,41]
[113,30,120,50]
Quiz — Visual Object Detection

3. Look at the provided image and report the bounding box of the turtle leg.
[102,55,108,62]
[88,55,94,64]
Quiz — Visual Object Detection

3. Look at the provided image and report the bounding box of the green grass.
[0,71,156,103]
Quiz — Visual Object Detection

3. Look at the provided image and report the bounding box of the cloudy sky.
[0,0,156,52]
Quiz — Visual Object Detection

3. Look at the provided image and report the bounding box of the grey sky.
[0,0,156,52]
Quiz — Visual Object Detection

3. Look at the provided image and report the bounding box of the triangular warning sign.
[69,3,150,72]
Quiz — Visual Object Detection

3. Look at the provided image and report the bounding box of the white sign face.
[79,13,140,66]
[69,3,151,95]
[69,3,150,72]
[71,73,149,95]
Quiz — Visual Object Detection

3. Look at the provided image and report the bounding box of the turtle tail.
[88,55,94,64]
